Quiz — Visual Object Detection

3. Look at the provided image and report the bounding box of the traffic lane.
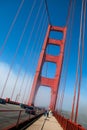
[0,111,34,129]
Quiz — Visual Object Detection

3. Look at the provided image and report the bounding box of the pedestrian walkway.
[26,115,63,130]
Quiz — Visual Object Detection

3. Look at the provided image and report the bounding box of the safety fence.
[0,109,43,130]
[53,112,86,130]
[0,110,28,130]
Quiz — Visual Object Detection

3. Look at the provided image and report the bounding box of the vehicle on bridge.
[25,106,36,115]
[0,98,6,104]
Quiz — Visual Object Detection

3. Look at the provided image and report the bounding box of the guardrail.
[0,109,43,130]
[0,109,26,130]
[53,112,86,130]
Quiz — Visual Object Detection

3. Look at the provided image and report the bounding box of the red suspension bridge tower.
[28,25,67,111]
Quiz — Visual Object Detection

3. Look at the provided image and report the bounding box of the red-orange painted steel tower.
[28,25,67,111]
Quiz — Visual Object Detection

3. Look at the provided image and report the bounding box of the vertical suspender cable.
[81,0,86,64]
[73,0,84,122]
[11,0,44,100]
[17,8,46,102]
[26,21,48,104]
[59,0,76,114]
[22,16,48,103]
[22,21,48,103]
[44,0,51,24]
[75,0,86,123]
[66,0,73,27]
[71,0,86,121]
[22,15,48,103]
[74,0,84,122]
[0,0,24,56]
[0,0,36,98]
[57,0,72,112]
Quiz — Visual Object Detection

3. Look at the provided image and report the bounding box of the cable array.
[0,0,36,98]
[74,0,86,122]
[59,0,76,114]
[15,7,46,102]
[0,0,24,56]
[56,0,73,112]
[23,15,49,104]
[10,0,44,100]
[44,0,51,24]
[0,1,86,126]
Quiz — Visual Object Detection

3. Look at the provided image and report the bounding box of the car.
[25,106,36,115]
[20,103,27,109]
[0,98,6,104]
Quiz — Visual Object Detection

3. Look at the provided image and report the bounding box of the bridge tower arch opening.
[34,85,51,108]
[28,25,67,111]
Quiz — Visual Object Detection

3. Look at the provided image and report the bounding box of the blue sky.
[0,0,87,119]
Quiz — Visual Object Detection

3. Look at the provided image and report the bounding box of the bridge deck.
[0,103,33,130]
[26,115,63,130]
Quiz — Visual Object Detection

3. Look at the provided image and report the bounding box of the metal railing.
[53,112,86,130]
[0,109,31,130]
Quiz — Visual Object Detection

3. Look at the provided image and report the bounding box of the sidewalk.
[26,115,63,130]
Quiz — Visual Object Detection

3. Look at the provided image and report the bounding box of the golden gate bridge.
[0,0,87,130]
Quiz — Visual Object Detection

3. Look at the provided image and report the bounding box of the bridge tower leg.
[28,25,67,111]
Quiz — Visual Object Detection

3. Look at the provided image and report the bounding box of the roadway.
[0,103,34,130]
